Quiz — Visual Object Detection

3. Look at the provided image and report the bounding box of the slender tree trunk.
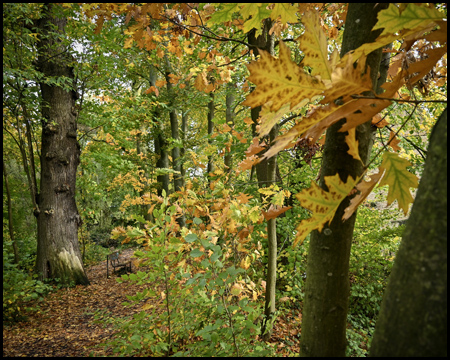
[247,18,278,340]
[207,92,215,176]
[300,4,388,356]
[180,110,188,182]
[224,86,235,172]
[370,108,447,357]
[3,158,20,265]
[34,4,89,285]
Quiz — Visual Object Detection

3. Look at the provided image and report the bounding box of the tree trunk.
[207,92,215,176]
[3,158,20,265]
[35,4,89,285]
[370,108,447,357]
[300,4,388,356]
[247,18,278,340]
[224,86,235,172]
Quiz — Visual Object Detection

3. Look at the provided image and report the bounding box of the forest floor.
[3,248,301,357]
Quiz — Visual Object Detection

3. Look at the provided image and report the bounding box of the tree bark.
[370,108,447,357]
[35,4,89,285]
[300,4,388,356]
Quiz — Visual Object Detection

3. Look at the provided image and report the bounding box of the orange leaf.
[262,205,292,221]
[387,131,401,152]
[245,137,266,157]
[237,155,261,172]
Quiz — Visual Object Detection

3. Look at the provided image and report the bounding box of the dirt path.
[3,248,301,356]
[3,249,149,357]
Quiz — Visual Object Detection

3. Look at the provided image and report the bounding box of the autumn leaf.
[294,174,358,246]
[299,11,332,80]
[243,41,325,112]
[208,3,240,25]
[373,3,445,37]
[320,54,373,105]
[262,205,292,221]
[345,128,362,162]
[241,4,271,36]
[237,155,260,172]
[237,192,253,204]
[343,172,384,220]
[270,3,298,25]
[387,131,401,152]
[378,152,419,214]
[244,137,266,157]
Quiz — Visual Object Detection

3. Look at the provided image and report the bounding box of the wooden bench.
[107,251,132,278]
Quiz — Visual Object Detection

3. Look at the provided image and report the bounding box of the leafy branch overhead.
[241,3,446,245]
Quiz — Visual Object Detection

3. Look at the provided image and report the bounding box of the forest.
[3,3,447,357]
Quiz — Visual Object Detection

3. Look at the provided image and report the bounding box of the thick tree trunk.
[370,108,447,357]
[300,4,388,356]
[35,4,89,285]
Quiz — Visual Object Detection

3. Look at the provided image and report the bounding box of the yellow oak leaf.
[345,128,362,162]
[343,171,384,220]
[378,152,419,215]
[243,41,325,112]
[320,54,373,105]
[299,11,332,80]
[294,174,358,246]
[270,3,298,25]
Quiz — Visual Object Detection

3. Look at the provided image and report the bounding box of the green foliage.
[97,192,274,356]
[3,240,53,323]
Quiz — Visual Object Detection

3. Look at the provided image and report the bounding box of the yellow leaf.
[299,11,332,80]
[240,256,251,270]
[258,187,276,196]
[378,152,418,215]
[270,3,298,24]
[343,171,384,220]
[345,128,361,162]
[321,54,373,105]
[243,41,325,112]
[231,283,243,296]
[294,174,358,246]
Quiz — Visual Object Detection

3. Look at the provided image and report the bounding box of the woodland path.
[3,248,301,356]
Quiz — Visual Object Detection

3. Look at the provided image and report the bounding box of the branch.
[351,94,446,104]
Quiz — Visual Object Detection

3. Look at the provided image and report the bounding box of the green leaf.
[190,249,204,258]
[208,3,240,25]
[185,233,198,243]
